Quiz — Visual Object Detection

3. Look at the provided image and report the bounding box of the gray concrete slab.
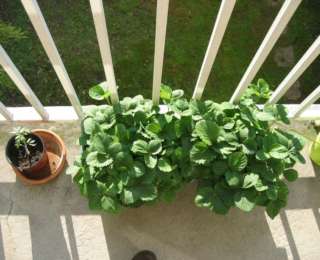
[0,121,320,260]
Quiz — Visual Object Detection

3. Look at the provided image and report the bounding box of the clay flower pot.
[310,133,320,166]
[5,129,66,185]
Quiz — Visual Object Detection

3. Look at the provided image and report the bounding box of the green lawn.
[0,0,319,106]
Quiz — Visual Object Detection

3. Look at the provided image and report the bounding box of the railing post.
[0,102,12,121]
[230,0,302,103]
[0,45,49,120]
[89,0,119,104]
[192,0,236,100]
[268,36,320,104]
[152,0,170,105]
[292,85,320,118]
[21,0,83,119]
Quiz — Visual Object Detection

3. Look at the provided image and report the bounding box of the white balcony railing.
[0,0,319,122]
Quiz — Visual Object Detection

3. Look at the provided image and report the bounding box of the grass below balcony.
[0,0,319,106]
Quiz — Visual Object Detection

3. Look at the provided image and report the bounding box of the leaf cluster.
[12,127,36,154]
[69,80,305,218]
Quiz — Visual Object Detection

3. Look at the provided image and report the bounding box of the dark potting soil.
[17,149,42,170]
[6,133,44,171]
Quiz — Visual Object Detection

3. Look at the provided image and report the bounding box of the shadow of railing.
[0,159,319,259]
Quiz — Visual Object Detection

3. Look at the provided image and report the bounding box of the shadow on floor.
[0,164,319,259]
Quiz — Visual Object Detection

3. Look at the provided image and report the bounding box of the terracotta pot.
[5,129,66,185]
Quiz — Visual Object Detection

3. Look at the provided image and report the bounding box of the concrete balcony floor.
[0,121,320,260]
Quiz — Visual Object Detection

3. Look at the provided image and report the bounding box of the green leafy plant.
[191,79,305,218]
[69,80,305,218]
[12,127,36,167]
[69,83,193,213]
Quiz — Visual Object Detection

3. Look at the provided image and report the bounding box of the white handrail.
[0,102,12,121]
[21,0,83,118]
[0,45,49,120]
[230,0,302,103]
[192,0,236,100]
[292,85,320,118]
[89,0,119,104]
[152,0,170,105]
[268,36,320,104]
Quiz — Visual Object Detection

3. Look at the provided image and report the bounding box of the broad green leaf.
[266,200,282,219]
[87,181,105,210]
[243,173,259,189]
[108,142,123,155]
[283,169,298,182]
[122,185,157,205]
[269,144,289,159]
[211,192,229,214]
[148,139,162,155]
[228,152,247,172]
[266,186,278,201]
[194,186,214,208]
[190,142,214,165]
[86,151,113,167]
[160,84,172,101]
[146,122,162,134]
[89,84,109,101]
[195,120,220,145]
[101,196,119,213]
[144,154,157,169]
[256,111,275,121]
[212,160,228,176]
[114,151,133,166]
[131,140,149,154]
[91,134,112,153]
[234,190,256,212]
[255,179,268,191]
[256,150,270,161]
[225,171,241,187]
[172,89,184,99]
[83,117,97,134]
[158,158,174,172]
[129,162,146,178]
[115,124,129,142]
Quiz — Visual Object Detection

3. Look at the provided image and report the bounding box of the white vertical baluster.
[0,102,12,120]
[268,36,320,104]
[292,85,320,118]
[152,0,170,105]
[230,0,302,103]
[89,0,119,104]
[0,45,48,120]
[192,0,236,100]
[21,0,83,118]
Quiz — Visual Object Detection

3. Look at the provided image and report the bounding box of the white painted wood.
[0,102,12,121]
[192,0,236,100]
[21,0,83,118]
[230,0,302,103]
[292,85,320,118]
[0,45,49,120]
[152,0,170,105]
[89,0,119,104]
[0,106,78,121]
[268,36,320,104]
[0,104,320,121]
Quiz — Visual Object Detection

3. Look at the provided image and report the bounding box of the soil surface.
[17,149,42,170]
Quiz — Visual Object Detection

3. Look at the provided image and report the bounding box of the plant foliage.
[69,79,305,218]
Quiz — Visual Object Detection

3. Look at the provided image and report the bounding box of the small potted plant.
[5,127,67,185]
